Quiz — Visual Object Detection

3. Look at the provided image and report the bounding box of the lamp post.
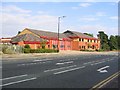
[57,16,66,52]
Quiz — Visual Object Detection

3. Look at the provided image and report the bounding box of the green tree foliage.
[98,31,110,51]
[18,31,21,34]
[109,35,118,50]
[84,33,93,37]
[116,35,120,50]
[24,44,30,49]
[98,31,120,51]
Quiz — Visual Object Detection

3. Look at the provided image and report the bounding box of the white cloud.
[2,5,31,14]
[96,12,106,16]
[66,25,118,37]
[109,16,118,20]
[79,17,99,22]
[2,5,58,37]
[79,3,91,7]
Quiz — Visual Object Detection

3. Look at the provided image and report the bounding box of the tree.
[98,31,110,51]
[84,33,93,37]
[24,44,30,49]
[115,35,120,50]
[18,31,21,34]
[109,35,118,50]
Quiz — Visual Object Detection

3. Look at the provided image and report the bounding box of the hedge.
[24,48,58,53]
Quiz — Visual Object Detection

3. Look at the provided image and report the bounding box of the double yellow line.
[90,71,120,90]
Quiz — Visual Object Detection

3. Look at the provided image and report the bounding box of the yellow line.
[90,71,120,90]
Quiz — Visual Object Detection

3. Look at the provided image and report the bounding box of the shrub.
[2,44,8,53]
[4,48,15,54]
[23,48,30,53]
[24,44,30,49]
[28,49,58,53]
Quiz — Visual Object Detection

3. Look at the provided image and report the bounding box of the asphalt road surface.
[0,52,119,89]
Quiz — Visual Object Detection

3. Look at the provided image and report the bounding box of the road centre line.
[44,65,77,72]
[0,74,28,81]
[54,66,85,75]
[0,77,37,87]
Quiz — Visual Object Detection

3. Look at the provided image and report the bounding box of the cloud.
[67,25,118,37]
[2,5,58,37]
[79,17,99,22]
[2,5,31,14]
[96,12,106,16]
[79,3,91,7]
[109,16,118,20]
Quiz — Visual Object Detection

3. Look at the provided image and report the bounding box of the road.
[0,52,119,89]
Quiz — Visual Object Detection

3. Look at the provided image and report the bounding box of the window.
[53,45,58,49]
[79,46,81,49]
[48,45,50,48]
[88,46,90,48]
[60,45,65,48]
[79,38,81,41]
[88,39,89,42]
[90,40,92,42]
[82,39,84,42]
[94,40,96,43]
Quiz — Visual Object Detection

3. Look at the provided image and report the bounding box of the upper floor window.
[81,39,84,42]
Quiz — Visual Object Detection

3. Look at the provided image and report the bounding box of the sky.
[1,1,118,38]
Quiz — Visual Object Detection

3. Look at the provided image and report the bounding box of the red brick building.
[10,28,100,51]
[11,28,72,50]
[0,38,12,44]
[64,30,100,50]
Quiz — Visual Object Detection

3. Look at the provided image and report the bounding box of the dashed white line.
[56,61,73,65]
[44,65,77,72]
[33,59,52,62]
[0,77,37,87]
[54,66,85,75]
[0,74,28,81]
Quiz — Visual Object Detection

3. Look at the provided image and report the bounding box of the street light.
[57,16,66,52]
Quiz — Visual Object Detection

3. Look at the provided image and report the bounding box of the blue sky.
[1,2,118,38]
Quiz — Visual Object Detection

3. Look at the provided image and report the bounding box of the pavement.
[0,51,119,89]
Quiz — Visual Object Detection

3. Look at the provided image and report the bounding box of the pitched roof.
[11,33,46,43]
[64,30,98,40]
[26,28,71,40]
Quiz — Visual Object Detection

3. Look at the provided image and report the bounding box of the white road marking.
[97,66,110,73]
[18,61,51,66]
[33,59,51,62]
[54,66,85,75]
[56,63,64,65]
[0,74,28,81]
[0,77,37,87]
[98,70,108,73]
[56,61,73,65]
[44,65,77,72]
